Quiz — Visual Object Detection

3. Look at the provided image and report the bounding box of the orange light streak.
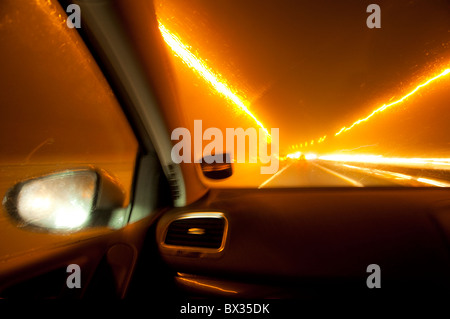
[286,67,450,158]
[158,21,271,141]
[177,277,237,294]
[335,68,450,136]
[340,163,450,187]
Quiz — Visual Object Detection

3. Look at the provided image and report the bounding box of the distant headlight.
[305,153,318,160]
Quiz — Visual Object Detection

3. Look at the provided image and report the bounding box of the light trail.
[319,154,450,169]
[158,19,449,161]
[280,153,450,169]
[417,177,450,187]
[340,163,450,187]
[335,68,450,136]
[158,21,271,141]
[342,164,414,182]
[343,164,413,181]
[286,67,450,156]
[176,277,237,294]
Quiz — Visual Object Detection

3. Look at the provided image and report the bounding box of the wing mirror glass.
[200,153,233,180]
[3,169,126,232]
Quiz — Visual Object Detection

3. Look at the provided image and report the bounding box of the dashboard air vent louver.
[164,216,226,249]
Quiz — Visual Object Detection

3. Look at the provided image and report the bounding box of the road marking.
[311,162,364,187]
[258,163,292,189]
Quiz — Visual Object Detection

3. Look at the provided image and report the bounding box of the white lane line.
[258,163,292,189]
[311,162,364,187]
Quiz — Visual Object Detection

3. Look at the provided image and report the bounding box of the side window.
[0,2,138,259]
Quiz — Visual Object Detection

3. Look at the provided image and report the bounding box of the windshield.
[155,0,450,188]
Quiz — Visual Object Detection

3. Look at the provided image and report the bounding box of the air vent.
[164,215,226,249]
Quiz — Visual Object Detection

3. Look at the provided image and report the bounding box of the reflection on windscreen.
[156,0,450,188]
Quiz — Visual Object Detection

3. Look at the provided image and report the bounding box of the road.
[259,159,450,188]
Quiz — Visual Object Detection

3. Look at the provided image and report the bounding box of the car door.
[0,0,172,298]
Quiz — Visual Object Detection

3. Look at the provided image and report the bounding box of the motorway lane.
[258,161,372,188]
[259,159,450,188]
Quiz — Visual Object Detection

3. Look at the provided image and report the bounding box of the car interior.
[1,0,450,308]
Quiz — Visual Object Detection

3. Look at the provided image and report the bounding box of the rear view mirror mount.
[200,153,233,180]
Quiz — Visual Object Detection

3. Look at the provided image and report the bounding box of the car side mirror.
[2,169,126,232]
[200,153,233,180]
